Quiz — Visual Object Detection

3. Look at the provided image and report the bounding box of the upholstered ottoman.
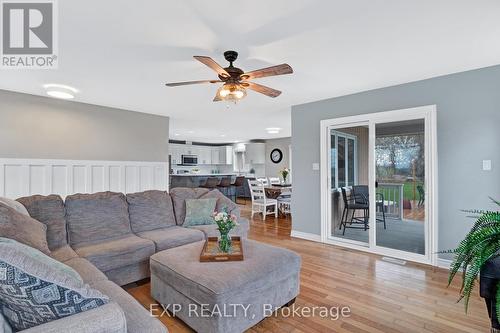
[150,239,301,333]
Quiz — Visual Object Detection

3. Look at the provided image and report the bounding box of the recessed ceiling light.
[266,127,281,134]
[46,90,74,99]
[187,130,195,134]
[220,134,226,137]
[174,133,180,136]
[43,84,78,99]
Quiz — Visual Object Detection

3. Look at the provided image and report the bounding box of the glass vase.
[218,232,232,253]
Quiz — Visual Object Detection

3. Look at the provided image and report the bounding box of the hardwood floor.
[125,200,490,333]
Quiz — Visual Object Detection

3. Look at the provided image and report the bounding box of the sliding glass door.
[321,106,437,265]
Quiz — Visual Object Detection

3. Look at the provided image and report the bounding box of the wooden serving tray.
[200,236,244,262]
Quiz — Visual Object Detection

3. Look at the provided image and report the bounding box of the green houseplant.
[445,197,500,320]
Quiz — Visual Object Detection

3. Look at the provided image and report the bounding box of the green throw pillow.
[183,198,217,227]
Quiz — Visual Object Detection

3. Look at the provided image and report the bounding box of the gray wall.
[291,65,500,255]
[265,137,291,179]
[0,90,169,161]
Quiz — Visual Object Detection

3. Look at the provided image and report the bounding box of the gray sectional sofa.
[9,187,249,333]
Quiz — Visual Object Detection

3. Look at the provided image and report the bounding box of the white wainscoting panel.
[0,159,169,199]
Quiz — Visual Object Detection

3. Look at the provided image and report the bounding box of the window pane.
[338,136,345,188]
[331,134,336,189]
[348,138,355,186]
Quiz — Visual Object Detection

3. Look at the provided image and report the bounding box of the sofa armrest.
[21,302,127,333]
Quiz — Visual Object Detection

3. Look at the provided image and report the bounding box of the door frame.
[320,105,438,266]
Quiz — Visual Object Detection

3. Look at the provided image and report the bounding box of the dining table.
[264,184,292,199]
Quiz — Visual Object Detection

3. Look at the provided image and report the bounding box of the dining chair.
[268,177,280,185]
[248,179,278,220]
[278,195,291,218]
[256,177,269,186]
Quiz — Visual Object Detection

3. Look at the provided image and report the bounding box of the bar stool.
[231,176,245,203]
[200,177,220,189]
[217,176,232,197]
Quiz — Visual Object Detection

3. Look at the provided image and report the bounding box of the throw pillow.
[0,238,108,331]
[199,190,240,219]
[0,196,29,216]
[183,198,217,227]
[0,311,12,333]
[0,202,50,255]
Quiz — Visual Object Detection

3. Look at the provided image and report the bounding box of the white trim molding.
[291,230,322,242]
[0,158,169,199]
[437,258,452,270]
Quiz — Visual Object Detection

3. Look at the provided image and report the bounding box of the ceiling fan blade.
[243,82,282,98]
[194,56,230,78]
[165,80,221,87]
[240,64,293,80]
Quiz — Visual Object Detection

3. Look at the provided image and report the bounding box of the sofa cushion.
[0,238,108,331]
[189,217,249,238]
[183,198,217,227]
[126,190,176,233]
[0,202,50,255]
[89,280,167,333]
[0,196,28,216]
[170,187,210,225]
[73,235,155,272]
[137,226,205,251]
[17,194,67,250]
[64,258,108,283]
[50,245,79,262]
[200,189,240,219]
[65,192,131,247]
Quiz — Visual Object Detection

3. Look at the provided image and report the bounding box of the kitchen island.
[170,174,238,189]
[169,174,257,199]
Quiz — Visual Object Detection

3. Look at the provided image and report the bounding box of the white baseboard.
[437,258,452,269]
[290,230,321,242]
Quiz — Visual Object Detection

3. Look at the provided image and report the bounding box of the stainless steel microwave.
[181,155,198,165]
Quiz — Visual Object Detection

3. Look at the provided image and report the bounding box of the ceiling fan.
[165,50,293,102]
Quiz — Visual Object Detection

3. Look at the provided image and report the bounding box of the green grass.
[377,180,423,202]
[403,181,423,201]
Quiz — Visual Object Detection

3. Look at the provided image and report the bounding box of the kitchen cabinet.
[169,143,233,165]
[198,146,212,165]
[211,147,220,165]
[244,143,265,164]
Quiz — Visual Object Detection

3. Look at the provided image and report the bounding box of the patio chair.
[340,187,369,235]
[352,185,386,230]
[417,185,425,206]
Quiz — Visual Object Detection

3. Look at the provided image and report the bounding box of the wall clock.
[270,148,283,164]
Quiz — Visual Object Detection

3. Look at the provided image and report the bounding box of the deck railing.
[377,183,404,220]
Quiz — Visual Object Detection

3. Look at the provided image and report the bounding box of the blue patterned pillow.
[0,238,108,331]
[183,198,217,227]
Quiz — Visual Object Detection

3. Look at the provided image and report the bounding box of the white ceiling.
[1,0,500,143]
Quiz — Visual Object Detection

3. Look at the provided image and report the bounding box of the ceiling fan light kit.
[165,50,293,103]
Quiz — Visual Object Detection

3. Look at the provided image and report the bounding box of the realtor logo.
[1,0,58,68]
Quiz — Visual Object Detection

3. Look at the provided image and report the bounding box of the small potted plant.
[279,167,290,184]
[213,210,238,253]
[444,198,500,332]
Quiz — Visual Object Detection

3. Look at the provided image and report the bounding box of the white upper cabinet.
[169,143,233,165]
[245,143,265,164]
[199,146,212,165]
[211,147,220,165]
